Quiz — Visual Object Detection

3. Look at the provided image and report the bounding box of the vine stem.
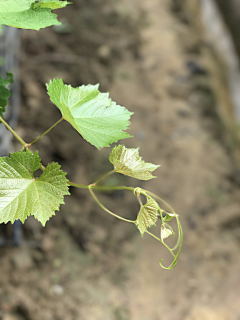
[30,117,64,145]
[68,181,134,192]
[93,170,115,185]
[0,116,27,147]
[146,230,175,258]
[145,189,183,251]
[146,190,175,214]
[88,185,136,224]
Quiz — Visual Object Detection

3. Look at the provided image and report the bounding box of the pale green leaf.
[161,224,174,241]
[0,150,70,225]
[0,0,32,12]
[109,145,160,180]
[0,0,69,30]
[47,79,133,148]
[136,198,159,235]
[34,0,70,10]
[0,73,13,117]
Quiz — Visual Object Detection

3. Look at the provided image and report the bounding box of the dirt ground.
[1,0,240,319]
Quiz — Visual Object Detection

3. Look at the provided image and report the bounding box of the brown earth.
[1,0,240,319]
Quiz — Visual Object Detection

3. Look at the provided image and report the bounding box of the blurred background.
[1,0,240,319]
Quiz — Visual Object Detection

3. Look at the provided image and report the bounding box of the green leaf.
[33,0,70,10]
[162,212,178,223]
[0,72,13,117]
[0,0,70,30]
[161,223,174,241]
[0,150,70,225]
[136,198,159,235]
[47,79,133,149]
[109,145,160,180]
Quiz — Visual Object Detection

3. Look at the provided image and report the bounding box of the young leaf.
[0,150,70,225]
[109,145,160,180]
[33,0,70,10]
[0,0,70,30]
[0,73,13,117]
[47,79,133,149]
[161,224,174,241]
[162,212,178,223]
[136,198,159,235]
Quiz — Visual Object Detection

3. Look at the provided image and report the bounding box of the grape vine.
[0,0,183,269]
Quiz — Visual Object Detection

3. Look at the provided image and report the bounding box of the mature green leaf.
[0,72,13,117]
[0,0,69,30]
[136,198,159,235]
[0,150,69,225]
[47,79,133,148]
[109,145,160,180]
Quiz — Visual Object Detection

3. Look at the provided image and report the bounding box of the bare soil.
[1,0,240,319]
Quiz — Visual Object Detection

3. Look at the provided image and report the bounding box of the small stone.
[53,284,64,296]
